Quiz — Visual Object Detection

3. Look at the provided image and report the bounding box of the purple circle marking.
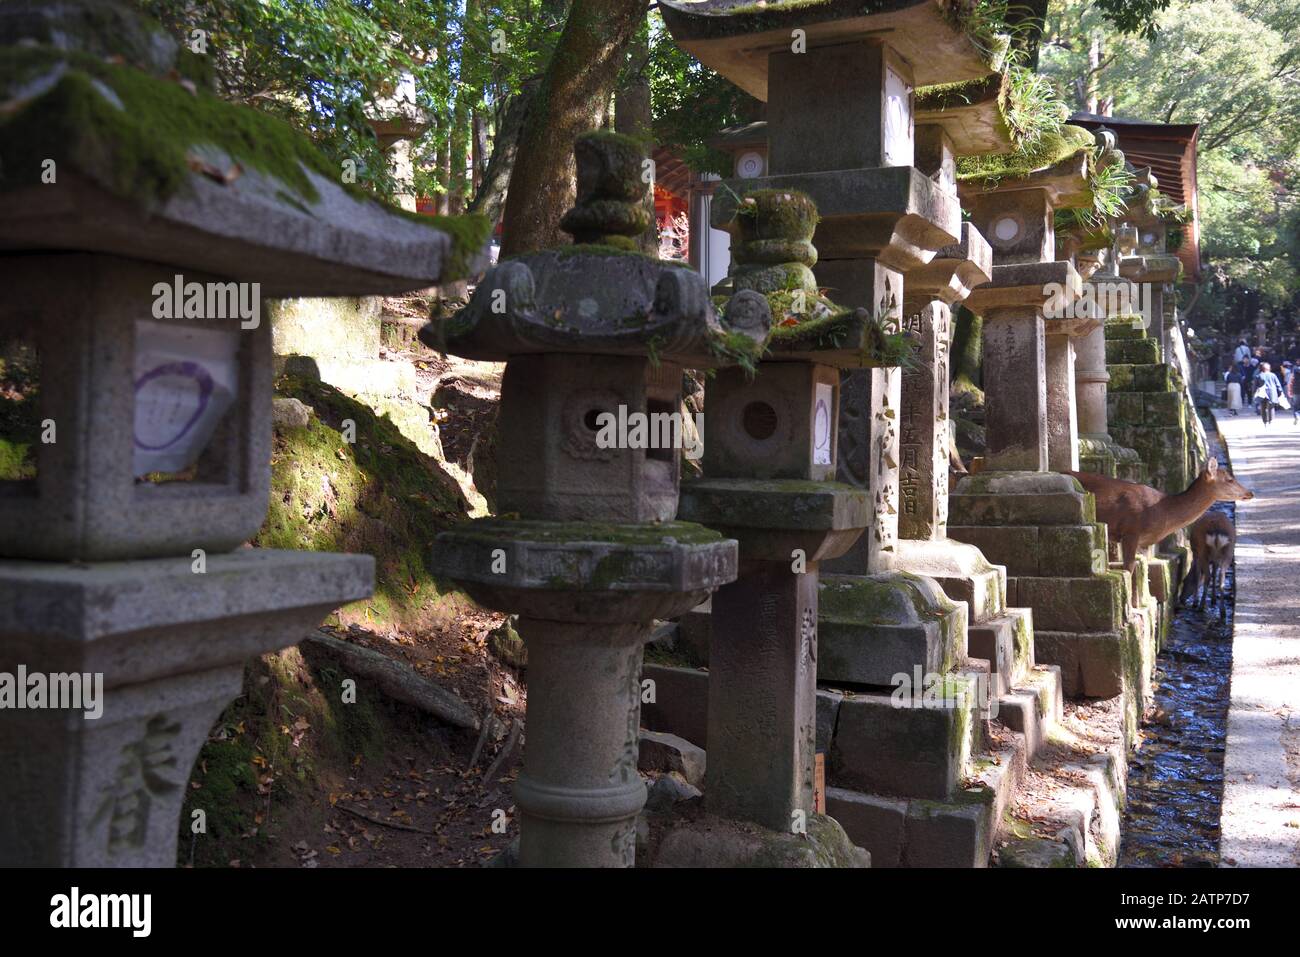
[133,360,215,451]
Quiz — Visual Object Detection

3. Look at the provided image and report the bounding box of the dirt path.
[1214,410,1300,866]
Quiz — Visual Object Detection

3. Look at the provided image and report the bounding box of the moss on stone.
[451,518,729,548]
[258,375,473,632]
[957,123,1095,186]
[0,44,487,280]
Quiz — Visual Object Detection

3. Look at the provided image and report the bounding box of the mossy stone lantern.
[664,189,878,863]
[424,131,768,868]
[0,0,489,866]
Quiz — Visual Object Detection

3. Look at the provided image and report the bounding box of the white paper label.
[133,320,239,477]
[813,382,833,466]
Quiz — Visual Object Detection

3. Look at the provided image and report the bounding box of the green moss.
[417,214,492,283]
[449,518,728,548]
[957,123,1095,186]
[0,44,487,280]
[258,375,471,632]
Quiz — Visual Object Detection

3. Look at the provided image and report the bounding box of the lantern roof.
[658,0,1005,99]
[0,2,489,297]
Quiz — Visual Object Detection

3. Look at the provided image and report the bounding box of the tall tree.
[499,0,648,255]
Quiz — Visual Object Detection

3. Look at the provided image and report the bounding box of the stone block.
[950,471,1093,527]
[1105,337,1159,364]
[638,729,706,788]
[903,790,995,867]
[1107,363,1134,392]
[967,615,1017,693]
[675,606,712,666]
[946,526,1040,577]
[829,690,970,800]
[818,573,966,686]
[640,664,709,748]
[1031,630,1126,698]
[1131,363,1172,393]
[817,689,843,754]
[1036,525,1103,577]
[1143,391,1184,428]
[893,538,1005,623]
[825,787,907,867]
[1111,392,1145,427]
[1011,574,1123,633]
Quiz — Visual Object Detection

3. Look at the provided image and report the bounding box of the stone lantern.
[661,189,875,864]
[0,1,487,865]
[423,131,765,868]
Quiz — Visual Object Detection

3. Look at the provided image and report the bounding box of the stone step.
[1105,337,1161,365]
[966,607,1034,693]
[994,664,1063,762]
[818,573,966,686]
[826,725,1027,867]
[948,524,1103,578]
[994,697,1127,868]
[824,678,980,802]
[1008,573,1126,633]
[892,538,1007,623]
[640,663,709,748]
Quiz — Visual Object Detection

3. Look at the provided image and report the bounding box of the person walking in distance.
[1286,361,1300,425]
[1225,364,1244,416]
[1233,338,1251,364]
[1255,361,1284,426]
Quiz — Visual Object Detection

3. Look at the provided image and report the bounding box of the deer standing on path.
[1066,458,1253,605]
[1183,511,1236,619]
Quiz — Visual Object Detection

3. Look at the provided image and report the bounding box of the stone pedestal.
[706,562,819,830]
[0,550,373,866]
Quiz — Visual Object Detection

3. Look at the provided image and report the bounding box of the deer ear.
[1206,457,1218,477]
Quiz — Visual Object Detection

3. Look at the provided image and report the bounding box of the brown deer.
[1184,511,1236,619]
[1066,458,1253,605]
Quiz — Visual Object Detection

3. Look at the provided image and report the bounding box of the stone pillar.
[899,301,950,539]
[1076,323,1110,438]
[983,306,1049,472]
[514,619,646,867]
[706,563,818,829]
[1046,331,1080,472]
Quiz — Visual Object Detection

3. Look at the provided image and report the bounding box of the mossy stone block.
[947,490,1092,527]
[946,525,1040,577]
[1037,526,1102,577]
[1011,575,1123,632]
[1111,392,1145,427]
[1132,363,1173,393]
[1105,338,1160,364]
[1104,317,1146,340]
[1031,630,1126,698]
[1143,392,1184,428]
[1108,363,1134,392]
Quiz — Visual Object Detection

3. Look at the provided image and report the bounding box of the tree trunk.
[616,18,656,254]
[499,0,648,256]
[472,108,488,193]
[467,79,535,226]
